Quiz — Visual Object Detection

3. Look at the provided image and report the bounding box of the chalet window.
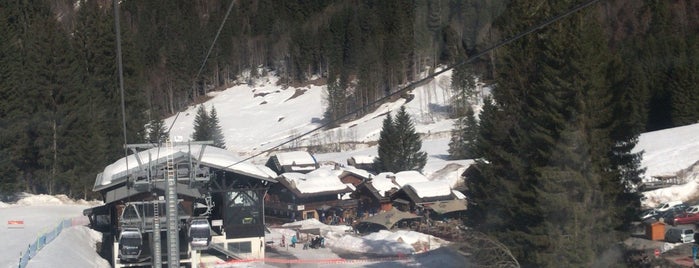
[223,189,266,238]
[227,191,257,207]
[227,241,252,254]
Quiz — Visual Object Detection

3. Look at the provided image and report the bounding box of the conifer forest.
[1,1,698,266]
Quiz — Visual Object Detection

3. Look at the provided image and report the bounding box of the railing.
[18,217,88,268]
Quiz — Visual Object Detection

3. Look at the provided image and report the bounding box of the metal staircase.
[165,140,180,267]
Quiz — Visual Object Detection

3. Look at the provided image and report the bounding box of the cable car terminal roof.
[93,144,277,193]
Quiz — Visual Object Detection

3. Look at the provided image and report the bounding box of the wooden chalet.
[265,167,358,224]
[265,151,319,175]
[390,180,465,214]
[352,173,401,218]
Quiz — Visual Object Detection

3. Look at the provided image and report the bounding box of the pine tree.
[375,106,427,172]
[374,112,396,172]
[191,105,211,142]
[145,117,169,144]
[448,116,466,160]
[448,107,479,160]
[450,63,478,117]
[669,38,699,126]
[0,2,23,194]
[468,1,644,266]
[209,106,226,149]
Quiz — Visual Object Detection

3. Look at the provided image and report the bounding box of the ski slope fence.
[17,217,89,268]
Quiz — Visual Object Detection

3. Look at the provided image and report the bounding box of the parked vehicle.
[639,209,659,221]
[665,228,695,243]
[670,213,699,226]
[656,201,684,212]
[658,209,684,223]
[686,205,699,214]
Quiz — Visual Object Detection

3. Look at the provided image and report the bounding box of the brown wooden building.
[264,167,358,224]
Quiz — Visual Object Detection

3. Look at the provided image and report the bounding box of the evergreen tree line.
[0,0,505,198]
[444,0,699,266]
[114,0,508,123]
[0,0,147,198]
[191,105,226,149]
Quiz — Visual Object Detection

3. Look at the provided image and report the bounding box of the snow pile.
[26,226,110,268]
[6,193,102,207]
[282,218,326,229]
[642,180,699,208]
[16,194,71,206]
[328,230,447,255]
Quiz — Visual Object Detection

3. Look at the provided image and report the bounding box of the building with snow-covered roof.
[84,143,277,264]
[393,170,429,187]
[265,151,319,175]
[265,167,357,224]
[390,180,465,214]
[352,173,401,217]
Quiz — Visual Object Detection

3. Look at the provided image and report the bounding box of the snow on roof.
[634,123,699,181]
[95,145,274,191]
[370,173,400,197]
[405,181,453,198]
[350,155,376,164]
[427,162,473,188]
[339,166,372,179]
[345,183,356,191]
[281,167,350,194]
[274,151,317,166]
[393,170,429,187]
[452,190,466,200]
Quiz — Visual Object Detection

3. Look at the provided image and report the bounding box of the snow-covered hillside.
[165,70,460,158]
[164,70,699,207]
[633,123,699,207]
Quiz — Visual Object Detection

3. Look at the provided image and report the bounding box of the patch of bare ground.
[283,77,327,88]
[254,90,280,98]
[285,88,307,102]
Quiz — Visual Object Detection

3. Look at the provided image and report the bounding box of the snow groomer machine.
[83,140,275,267]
